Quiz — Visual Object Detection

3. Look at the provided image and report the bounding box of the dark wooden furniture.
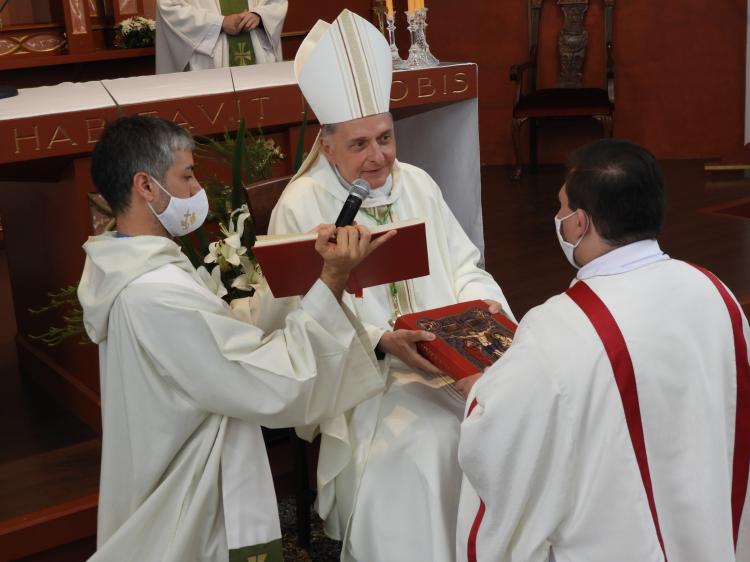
[245,175,292,238]
[510,0,615,179]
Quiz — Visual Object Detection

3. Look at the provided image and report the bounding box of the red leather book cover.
[394,300,517,381]
[252,218,429,298]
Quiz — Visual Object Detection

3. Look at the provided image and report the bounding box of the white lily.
[205,239,245,269]
[232,256,263,292]
[196,265,228,299]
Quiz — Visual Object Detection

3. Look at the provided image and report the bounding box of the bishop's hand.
[315,224,396,301]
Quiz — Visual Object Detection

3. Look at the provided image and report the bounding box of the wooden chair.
[510,0,615,179]
[244,175,292,237]
[245,174,316,548]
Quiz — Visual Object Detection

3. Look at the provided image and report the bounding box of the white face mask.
[147,176,209,237]
[554,210,587,269]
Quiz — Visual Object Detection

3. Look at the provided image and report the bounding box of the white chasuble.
[156,0,287,74]
[457,245,750,562]
[245,155,514,561]
[78,233,383,561]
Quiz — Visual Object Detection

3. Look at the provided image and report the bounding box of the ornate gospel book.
[394,300,517,380]
[252,218,429,298]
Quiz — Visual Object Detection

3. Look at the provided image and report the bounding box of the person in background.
[156,0,287,73]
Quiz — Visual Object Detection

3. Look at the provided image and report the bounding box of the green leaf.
[231,119,247,211]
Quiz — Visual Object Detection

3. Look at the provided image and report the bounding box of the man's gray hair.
[91,116,195,215]
[319,112,394,142]
[320,123,337,139]
[136,121,195,184]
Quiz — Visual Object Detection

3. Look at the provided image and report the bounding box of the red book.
[394,300,517,380]
[252,218,429,298]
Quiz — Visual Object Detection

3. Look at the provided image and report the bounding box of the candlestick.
[386,12,406,69]
[405,7,438,68]
[416,7,438,67]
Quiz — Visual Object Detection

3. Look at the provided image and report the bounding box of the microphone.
[335,178,371,227]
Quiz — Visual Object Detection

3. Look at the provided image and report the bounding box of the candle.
[385,0,394,16]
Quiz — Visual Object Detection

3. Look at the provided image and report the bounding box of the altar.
[0,60,484,430]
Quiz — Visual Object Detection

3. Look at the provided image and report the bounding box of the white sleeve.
[458,321,574,561]
[267,191,386,353]
[157,0,224,63]
[248,0,287,59]
[121,277,384,428]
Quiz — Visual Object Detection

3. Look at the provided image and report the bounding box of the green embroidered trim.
[228,538,282,562]
[219,0,257,67]
[360,204,392,225]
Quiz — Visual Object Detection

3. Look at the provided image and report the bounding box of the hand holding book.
[394,300,517,382]
[377,329,443,375]
[253,217,429,298]
[315,224,397,301]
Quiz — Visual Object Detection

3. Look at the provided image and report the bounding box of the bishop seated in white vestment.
[156,0,287,73]
[77,115,395,562]
[245,10,515,561]
[457,139,750,562]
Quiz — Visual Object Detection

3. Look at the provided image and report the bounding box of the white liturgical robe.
[457,241,750,562]
[156,0,287,74]
[78,233,384,561]
[247,155,514,561]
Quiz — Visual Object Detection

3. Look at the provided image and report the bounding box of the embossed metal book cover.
[394,300,517,380]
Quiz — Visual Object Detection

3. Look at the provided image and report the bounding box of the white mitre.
[295,9,392,125]
[292,10,393,179]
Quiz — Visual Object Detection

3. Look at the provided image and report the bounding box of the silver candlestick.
[415,7,439,67]
[405,8,439,69]
[386,13,406,70]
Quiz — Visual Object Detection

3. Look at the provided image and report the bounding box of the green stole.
[219,0,257,66]
[361,204,414,323]
[228,538,282,562]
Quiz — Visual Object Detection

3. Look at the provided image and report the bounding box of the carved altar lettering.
[47,125,79,149]
[172,110,195,130]
[86,118,107,144]
[390,80,408,102]
[417,77,435,99]
[451,72,469,94]
[13,127,40,154]
[137,111,160,118]
[251,96,270,120]
[198,102,225,126]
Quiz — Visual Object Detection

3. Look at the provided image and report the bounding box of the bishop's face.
[320,113,396,189]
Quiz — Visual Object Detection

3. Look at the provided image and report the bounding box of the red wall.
[395,0,747,164]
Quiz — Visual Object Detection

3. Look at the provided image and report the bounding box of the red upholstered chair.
[510,0,615,179]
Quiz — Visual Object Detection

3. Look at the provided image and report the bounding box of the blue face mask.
[147,176,209,237]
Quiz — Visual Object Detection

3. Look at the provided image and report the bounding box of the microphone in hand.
[335,178,371,227]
